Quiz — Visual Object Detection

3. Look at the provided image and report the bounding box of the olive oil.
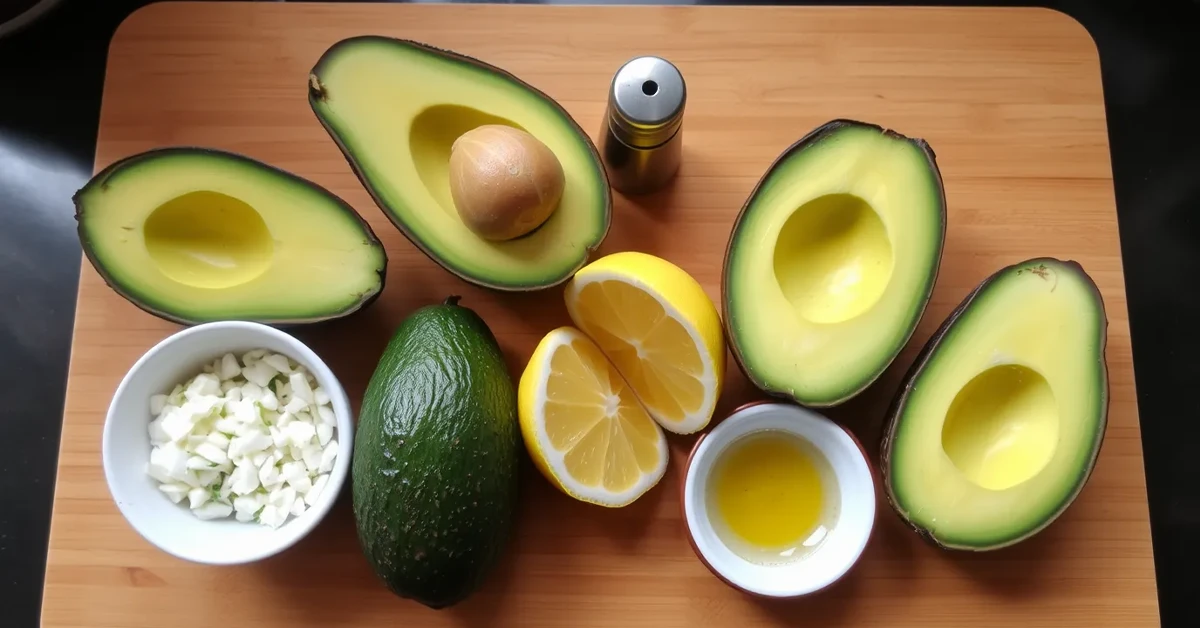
[709,430,839,565]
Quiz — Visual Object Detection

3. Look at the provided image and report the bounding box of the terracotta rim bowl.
[681,401,876,598]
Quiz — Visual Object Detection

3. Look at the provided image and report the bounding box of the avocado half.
[308,36,611,291]
[74,148,387,325]
[723,119,946,407]
[881,258,1109,551]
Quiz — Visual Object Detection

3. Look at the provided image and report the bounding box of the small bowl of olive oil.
[682,402,875,597]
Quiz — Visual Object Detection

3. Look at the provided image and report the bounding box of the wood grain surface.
[44,3,1157,626]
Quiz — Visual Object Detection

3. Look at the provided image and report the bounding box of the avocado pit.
[448,124,565,241]
[409,105,518,220]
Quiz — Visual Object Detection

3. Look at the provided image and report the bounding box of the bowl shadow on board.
[441,534,521,627]
[253,477,522,626]
[750,552,866,625]
[286,273,453,404]
[938,512,1076,598]
[253,486,382,626]
[526,450,668,548]
[815,357,1070,599]
[598,149,692,257]
[445,464,641,626]
[487,286,575,373]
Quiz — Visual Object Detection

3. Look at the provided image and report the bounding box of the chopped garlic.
[196,469,220,488]
[269,426,287,449]
[305,474,329,506]
[218,353,241,380]
[194,501,234,520]
[318,441,338,474]
[147,417,169,445]
[301,443,322,472]
[258,505,284,528]
[180,471,204,488]
[158,483,189,504]
[185,373,221,399]
[316,405,336,427]
[283,396,307,416]
[229,464,260,495]
[233,494,263,522]
[148,442,188,482]
[263,353,292,374]
[289,372,314,404]
[146,350,338,528]
[288,472,313,495]
[149,394,168,416]
[187,487,211,509]
[241,382,264,403]
[160,410,195,443]
[206,432,231,450]
[194,442,229,466]
[186,455,215,471]
[258,456,281,488]
[285,421,316,448]
[280,461,307,486]
[243,348,267,363]
[230,399,258,425]
[242,361,275,388]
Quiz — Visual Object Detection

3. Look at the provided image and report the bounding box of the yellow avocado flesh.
[76,149,386,324]
[309,37,609,289]
[724,121,945,406]
[885,259,1107,550]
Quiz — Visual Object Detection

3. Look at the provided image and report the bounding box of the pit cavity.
[773,194,893,324]
[143,191,273,289]
[409,104,524,218]
[941,364,1060,491]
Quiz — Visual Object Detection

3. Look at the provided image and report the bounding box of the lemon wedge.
[518,327,668,507]
[564,252,725,435]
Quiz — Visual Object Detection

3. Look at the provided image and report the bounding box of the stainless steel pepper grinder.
[599,55,686,196]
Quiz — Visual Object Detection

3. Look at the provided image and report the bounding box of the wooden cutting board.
[43,3,1157,626]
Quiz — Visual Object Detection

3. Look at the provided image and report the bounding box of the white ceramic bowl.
[682,401,876,598]
[102,321,354,565]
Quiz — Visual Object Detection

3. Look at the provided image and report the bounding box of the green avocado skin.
[352,298,520,609]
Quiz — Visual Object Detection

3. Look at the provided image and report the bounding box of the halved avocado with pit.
[75,148,387,325]
[723,119,946,407]
[881,258,1109,551]
[308,36,611,291]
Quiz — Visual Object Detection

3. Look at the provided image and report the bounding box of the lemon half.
[564,252,726,435]
[518,327,668,507]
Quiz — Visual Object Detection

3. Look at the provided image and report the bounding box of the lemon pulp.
[563,251,725,435]
[545,334,663,492]
[572,280,705,423]
[518,327,668,507]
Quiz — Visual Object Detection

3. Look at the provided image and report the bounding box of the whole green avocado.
[353,296,520,609]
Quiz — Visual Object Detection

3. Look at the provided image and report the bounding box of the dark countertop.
[2,0,1197,625]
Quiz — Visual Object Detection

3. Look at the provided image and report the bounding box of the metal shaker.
[599,56,686,196]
